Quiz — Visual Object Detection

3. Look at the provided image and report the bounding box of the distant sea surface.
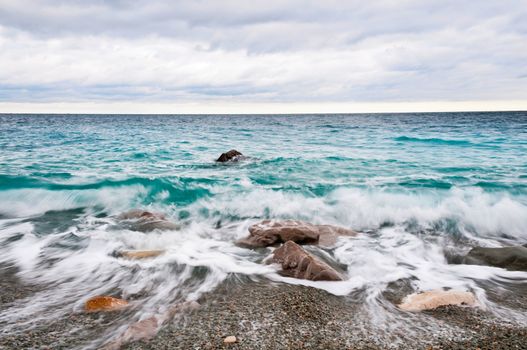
[1,112,526,346]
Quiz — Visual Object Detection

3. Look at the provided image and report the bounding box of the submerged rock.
[463,246,527,271]
[116,250,165,259]
[272,241,343,281]
[398,290,476,311]
[103,300,200,349]
[237,220,357,248]
[216,149,244,162]
[117,210,180,232]
[85,296,129,312]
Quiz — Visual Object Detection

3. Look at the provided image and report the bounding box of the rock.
[216,149,243,162]
[117,210,180,232]
[463,246,527,271]
[84,296,129,312]
[398,290,476,311]
[102,300,200,349]
[117,209,166,221]
[272,241,343,281]
[224,336,237,344]
[164,300,201,320]
[116,250,165,259]
[316,224,358,246]
[237,220,356,248]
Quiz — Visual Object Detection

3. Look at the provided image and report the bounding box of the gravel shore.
[1,267,526,350]
[124,278,527,350]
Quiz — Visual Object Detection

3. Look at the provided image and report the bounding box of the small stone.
[398,290,476,311]
[85,296,129,312]
[223,335,237,344]
[116,250,165,259]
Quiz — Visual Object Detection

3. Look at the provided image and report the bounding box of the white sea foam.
[0,186,148,217]
[192,186,527,239]
[0,185,526,344]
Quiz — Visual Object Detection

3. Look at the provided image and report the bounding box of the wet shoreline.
[125,280,527,350]
[2,267,525,350]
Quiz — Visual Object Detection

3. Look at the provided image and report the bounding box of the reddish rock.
[272,241,343,281]
[237,220,356,248]
[85,296,129,312]
[102,301,200,349]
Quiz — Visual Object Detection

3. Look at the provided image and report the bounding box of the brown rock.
[316,224,357,246]
[216,149,243,162]
[117,210,180,232]
[398,290,476,311]
[237,220,356,248]
[116,250,165,259]
[272,241,343,281]
[117,209,166,221]
[84,296,129,312]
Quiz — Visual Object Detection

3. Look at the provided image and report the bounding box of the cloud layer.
[0,0,526,109]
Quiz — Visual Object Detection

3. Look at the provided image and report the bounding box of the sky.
[1,0,527,113]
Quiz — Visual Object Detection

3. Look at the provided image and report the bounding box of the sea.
[0,112,526,346]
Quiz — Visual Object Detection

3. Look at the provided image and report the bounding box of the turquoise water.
[1,113,527,345]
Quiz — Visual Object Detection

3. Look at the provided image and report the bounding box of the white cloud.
[0,0,526,111]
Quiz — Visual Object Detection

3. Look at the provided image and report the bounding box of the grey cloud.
[0,0,526,104]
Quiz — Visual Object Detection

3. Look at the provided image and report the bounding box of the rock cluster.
[235,220,354,281]
[237,219,357,248]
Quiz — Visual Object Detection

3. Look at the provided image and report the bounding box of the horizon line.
[1,100,527,114]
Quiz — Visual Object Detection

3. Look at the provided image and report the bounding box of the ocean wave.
[188,187,527,240]
[394,136,473,146]
[1,184,526,345]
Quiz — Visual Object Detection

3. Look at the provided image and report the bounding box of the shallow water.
[1,113,527,347]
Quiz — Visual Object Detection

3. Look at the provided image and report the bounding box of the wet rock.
[272,241,343,281]
[398,290,476,311]
[223,336,237,344]
[237,220,356,248]
[463,246,527,271]
[216,149,243,162]
[116,250,165,259]
[316,224,358,246]
[117,210,180,232]
[85,296,129,312]
[117,209,165,221]
[103,300,200,349]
